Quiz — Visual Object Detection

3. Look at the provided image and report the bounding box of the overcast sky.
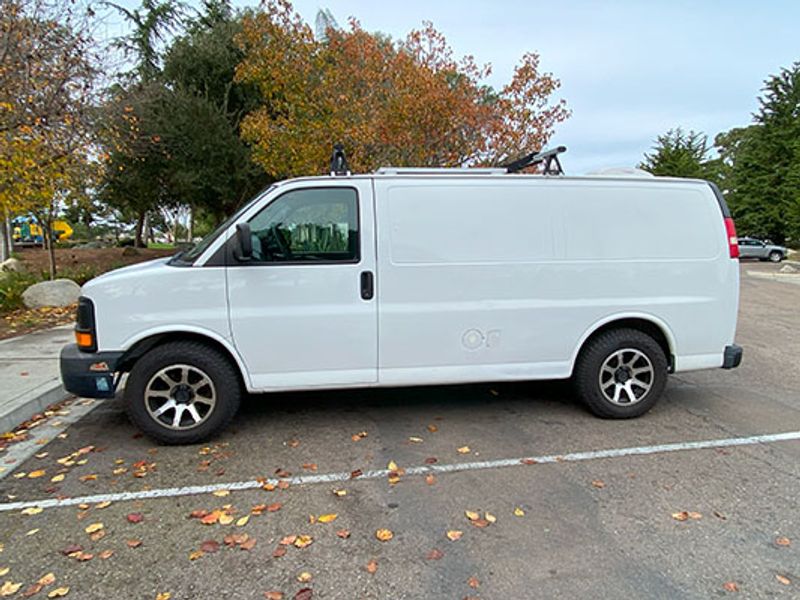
[107,0,800,174]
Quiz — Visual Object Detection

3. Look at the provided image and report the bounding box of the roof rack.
[330,143,350,176]
[375,167,506,175]
[502,146,567,175]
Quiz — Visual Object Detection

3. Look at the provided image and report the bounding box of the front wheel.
[125,341,242,444]
[769,251,783,262]
[573,328,668,418]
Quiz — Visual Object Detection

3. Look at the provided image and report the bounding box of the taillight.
[724,217,739,259]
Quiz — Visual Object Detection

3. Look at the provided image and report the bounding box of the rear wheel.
[574,328,668,418]
[769,250,783,262]
[125,341,241,444]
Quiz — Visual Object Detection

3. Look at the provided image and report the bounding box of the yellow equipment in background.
[12,216,73,246]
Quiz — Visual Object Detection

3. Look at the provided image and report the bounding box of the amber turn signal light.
[75,331,94,348]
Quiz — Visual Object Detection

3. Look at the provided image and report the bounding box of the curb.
[0,378,70,434]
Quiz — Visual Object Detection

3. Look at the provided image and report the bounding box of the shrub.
[0,271,41,313]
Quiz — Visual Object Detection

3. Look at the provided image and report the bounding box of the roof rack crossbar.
[502,146,567,175]
[330,143,350,176]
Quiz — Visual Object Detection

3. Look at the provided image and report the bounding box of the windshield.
[170,185,276,265]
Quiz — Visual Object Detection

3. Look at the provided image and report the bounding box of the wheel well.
[118,332,245,385]
[577,318,674,373]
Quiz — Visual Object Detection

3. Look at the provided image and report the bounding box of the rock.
[1,257,22,272]
[779,264,797,274]
[22,279,81,308]
[121,246,140,257]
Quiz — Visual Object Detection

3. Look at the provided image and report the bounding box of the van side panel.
[374,178,736,385]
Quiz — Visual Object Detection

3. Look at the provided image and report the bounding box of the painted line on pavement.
[1,429,799,513]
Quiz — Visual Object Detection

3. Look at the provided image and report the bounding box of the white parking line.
[1,430,799,513]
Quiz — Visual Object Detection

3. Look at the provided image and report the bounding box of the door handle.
[360,271,374,300]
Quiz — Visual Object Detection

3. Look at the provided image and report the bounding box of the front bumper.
[60,344,124,399]
[722,344,743,369]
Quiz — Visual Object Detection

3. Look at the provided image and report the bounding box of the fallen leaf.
[38,573,55,586]
[47,588,69,598]
[262,483,276,491]
[28,470,46,479]
[387,460,398,471]
[279,535,297,546]
[388,474,400,485]
[671,512,689,521]
[294,535,313,548]
[514,507,525,517]
[241,537,256,551]
[75,552,93,562]
[266,503,282,512]
[89,530,106,542]
[375,528,393,542]
[317,514,337,524]
[336,529,350,539]
[351,431,367,441]
[521,458,538,465]
[126,513,144,524]
[84,523,104,534]
[471,518,490,528]
[366,559,378,574]
[302,463,317,471]
[776,574,790,585]
[426,548,443,560]
[126,539,142,548]
[200,511,221,525]
[350,469,363,479]
[427,424,438,433]
[212,490,230,497]
[274,469,291,478]
[26,529,39,536]
[60,544,82,556]
[287,439,300,448]
[95,501,111,509]
[98,550,114,560]
[465,510,479,521]
[277,481,290,490]
[0,582,22,596]
[713,510,727,520]
[155,594,171,600]
[775,536,791,547]
[218,514,234,526]
[50,474,65,483]
[467,576,480,588]
[21,507,43,516]
[424,457,438,464]
[35,452,48,459]
[457,446,470,454]
[484,512,496,524]
[332,489,347,497]
[294,589,312,600]
[0,568,7,577]
[188,550,204,561]
[22,582,44,597]
[296,572,312,583]
[687,512,702,520]
[446,530,463,541]
[272,546,286,558]
[200,540,219,553]
[236,516,250,527]
[409,436,424,443]
[425,474,436,485]
[264,593,284,600]
[591,480,605,489]
[722,581,739,592]
[79,474,97,482]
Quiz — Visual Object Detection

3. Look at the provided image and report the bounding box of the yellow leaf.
[95,501,111,509]
[514,507,525,517]
[236,516,249,527]
[332,489,347,497]
[218,514,234,525]
[375,528,393,542]
[50,474,65,483]
[28,470,46,478]
[26,529,39,536]
[457,446,470,454]
[155,594,171,600]
[485,512,496,524]
[188,550,204,561]
[294,535,313,548]
[446,530,463,541]
[317,513,338,523]
[84,523,104,534]
[297,572,312,583]
[387,460,398,471]
[0,568,8,577]
[776,574,791,585]
[38,573,55,586]
[1,582,22,596]
[464,510,479,521]
[21,506,43,516]
[212,489,230,497]
[409,436,424,443]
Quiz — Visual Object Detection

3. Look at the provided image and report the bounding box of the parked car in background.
[737,237,786,262]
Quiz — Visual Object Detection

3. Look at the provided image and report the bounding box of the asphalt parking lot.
[1,261,799,599]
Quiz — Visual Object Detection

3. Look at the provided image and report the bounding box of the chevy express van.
[61,162,742,443]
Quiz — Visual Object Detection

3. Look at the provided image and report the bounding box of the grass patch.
[147,242,175,250]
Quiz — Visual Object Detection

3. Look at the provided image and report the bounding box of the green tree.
[640,128,713,179]
[719,62,800,244]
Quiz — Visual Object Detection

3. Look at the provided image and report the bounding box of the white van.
[61,157,742,443]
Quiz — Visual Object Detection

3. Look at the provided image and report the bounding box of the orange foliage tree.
[236,0,570,178]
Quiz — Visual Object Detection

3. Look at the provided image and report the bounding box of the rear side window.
[247,188,359,263]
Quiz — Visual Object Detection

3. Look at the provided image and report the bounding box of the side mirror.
[235,223,252,261]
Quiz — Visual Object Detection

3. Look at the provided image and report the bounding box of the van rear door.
[226,180,377,389]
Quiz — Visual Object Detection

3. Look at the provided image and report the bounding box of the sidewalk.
[0,325,73,433]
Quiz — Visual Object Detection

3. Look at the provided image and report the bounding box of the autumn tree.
[236,0,570,179]
[0,0,99,274]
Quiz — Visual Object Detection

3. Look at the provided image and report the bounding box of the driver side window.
[247,187,359,264]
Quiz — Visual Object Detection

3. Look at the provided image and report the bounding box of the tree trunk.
[44,216,57,280]
[0,209,9,262]
[134,210,146,248]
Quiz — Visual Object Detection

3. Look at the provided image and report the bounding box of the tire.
[125,341,242,444]
[769,251,783,263]
[573,328,668,419]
